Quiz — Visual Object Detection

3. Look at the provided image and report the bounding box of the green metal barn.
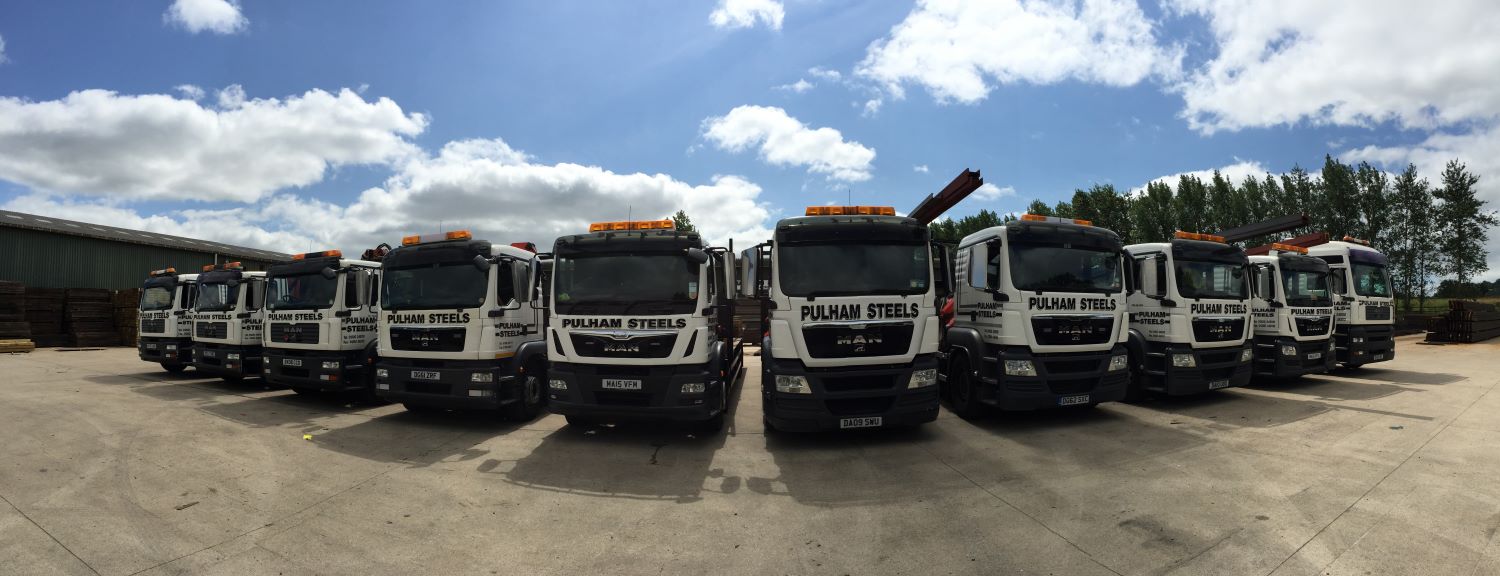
[0,209,290,290]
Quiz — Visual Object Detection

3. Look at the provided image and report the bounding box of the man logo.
[836,333,881,353]
[604,343,641,354]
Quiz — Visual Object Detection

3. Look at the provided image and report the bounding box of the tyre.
[946,356,987,420]
[1122,361,1147,403]
[502,369,545,421]
[564,415,594,427]
[161,363,188,374]
[696,410,726,435]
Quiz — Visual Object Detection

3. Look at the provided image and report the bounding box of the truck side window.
[1254,264,1275,299]
[247,280,264,311]
[966,247,983,288]
[1329,269,1347,296]
[344,270,360,308]
[496,262,517,305]
[986,247,1000,290]
[369,272,380,306]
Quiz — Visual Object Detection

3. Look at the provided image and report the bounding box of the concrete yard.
[2,336,1498,576]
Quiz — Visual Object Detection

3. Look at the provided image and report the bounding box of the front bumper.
[548,362,723,422]
[1335,324,1395,365]
[191,342,264,377]
[1147,343,1254,396]
[1252,336,1335,378]
[374,358,520,410]
[762,354,940,432]
[979,345,1130,410]
[264,348,369,391]
[138,336,192,365]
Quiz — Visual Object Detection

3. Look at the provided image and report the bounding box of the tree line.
[929,156,1497,311]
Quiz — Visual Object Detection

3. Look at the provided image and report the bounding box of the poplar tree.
[1433,160,1498,295]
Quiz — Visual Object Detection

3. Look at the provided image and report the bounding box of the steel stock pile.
[1426,299,1500,343]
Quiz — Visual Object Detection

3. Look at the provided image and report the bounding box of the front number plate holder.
[839,417,882,429]
[1059,394,1090,406]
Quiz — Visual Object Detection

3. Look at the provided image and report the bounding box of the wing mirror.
[685,247,709,264]
[225,278,240,287]
[320,266,338,280]
[472,255,492,272]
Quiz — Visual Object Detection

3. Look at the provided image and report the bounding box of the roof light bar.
[149,267,176,277]
[402,230,474,246]
[1341,235,1371,246]
[1175,231,1227,243]
[803,205,897,216]
[1021,214,1093,226]
[1271,243,1309,254]
[291,249,343,261]
[588,219,674,232]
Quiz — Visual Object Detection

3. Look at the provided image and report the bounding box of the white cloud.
[164,0,248,35]
[1169,0,1500,133]
[174,84,205,100]
[973,182,1016,201]
[1132,159,1269,195]
[709,0,784,31]
[0,86,428,203]
[701,105,876,182]
[913,164,930,173]
[857,0,1181,104]
[861,98,883,117]
[807,67,842,82]
[0,34,8,64]
[775,79,814,94]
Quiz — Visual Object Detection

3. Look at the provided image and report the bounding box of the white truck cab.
[943,215,1130,417]
[190,262,267,380]
[1247,244,1337,377]
[1124,232,1254,399]
[137,268,198,373]
[545,219,744,432]
[263,250,382,396]
[374,231,550,420]
[1307,238,1395,367]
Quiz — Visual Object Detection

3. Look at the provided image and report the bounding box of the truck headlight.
[1280,345,1297,357]
[226,353,240,360]
[1004,360,1036,377]
[549,378,568,390]
[470,372,494,383]
[321,361,341,370]
[1240,349,1254,363]
[908,369,938,388]
[1109,355,1129,372]
[376,368,388,379]
[1171,354,1196,368]
[681,382,706,394]
[165,344,177,350]
[376,382,390,390]
[1352,336,1364,343]
[775,375,811,394]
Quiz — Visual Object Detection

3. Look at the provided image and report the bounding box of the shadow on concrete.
[1335,366,1466,386]
[309,408,525,468]
[744,423,950,507]
[1244,375,1415,403]
[1131,389,1334,430]
[496,367,746,503]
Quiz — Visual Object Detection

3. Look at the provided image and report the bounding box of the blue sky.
[0,0,1496,275]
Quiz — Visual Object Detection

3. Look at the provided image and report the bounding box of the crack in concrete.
[0,490,102,576]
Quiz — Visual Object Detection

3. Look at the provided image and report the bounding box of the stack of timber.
[732,297,763,341]
[1424,300,1500,343]
[24,288,68,347]
[65,288,120,347]
[113,288,141,347]
[0,281,33,352]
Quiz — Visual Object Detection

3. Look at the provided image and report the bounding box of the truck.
[373,230,550,419]
[545,219,743,432]
[1306,237,1395,367]
[190,262,267,380]
[1246,243,1337,378]
[742,206,947,432]
[942,214,1130,418]
[136,268,198,373]
[262,249,382,398]
[1123,231,1254,399]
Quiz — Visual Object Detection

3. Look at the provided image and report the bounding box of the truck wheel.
[1123,364,1147,403]
[503,370,545,421]
[161,363,187,374]
[696,411,726,435]
[946,357,987,420]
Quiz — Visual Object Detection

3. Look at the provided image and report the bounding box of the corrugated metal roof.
[0,208,292,262]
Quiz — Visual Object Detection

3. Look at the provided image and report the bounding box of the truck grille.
[802,323,913,359]
[1295,316,1331,337]
[1365,306,1391,321]
[821,375,897,392]
[269,323,320,344]
[570,333,677,358]
[390,327,466,352]
[1030,315,1114,346]
[140,318,166,333]
[195,322,227,339]
[1192,317,1245,343]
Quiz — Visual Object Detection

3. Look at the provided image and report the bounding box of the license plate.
[839,417,882,429]
[283,358,302,367]
[145,344,158,349]
[202,350,216,358]
[602,379,642,390]
[1208,379,1230,390]
[1308,352,1323,360]
[411,370,441,381]
[1059,394,1090,406]
[1373,353,1386,361]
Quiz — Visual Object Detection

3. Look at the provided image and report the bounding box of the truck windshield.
[1008,243,1121,294]
[1175,260,1247,300]
[553,253,699,315]
[1351,263,1391,297]
[197,283,239,312]
[140,286,174,311]
[1282,270,1332,306]
[778,243,929,297]
[266,273,337,311]
[381,263,488,311]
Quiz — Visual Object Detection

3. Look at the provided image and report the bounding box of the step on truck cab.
[263,250,382,397]
[1307,237,1395,367]
[1124,232,1254,399]
[191,262,267,380]
[943,214,1130,417]
[137,268,198,373]
[1248,244,1337,378]
[744,206,948,432]
[546,219,744,432]
[374,231,549,419]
